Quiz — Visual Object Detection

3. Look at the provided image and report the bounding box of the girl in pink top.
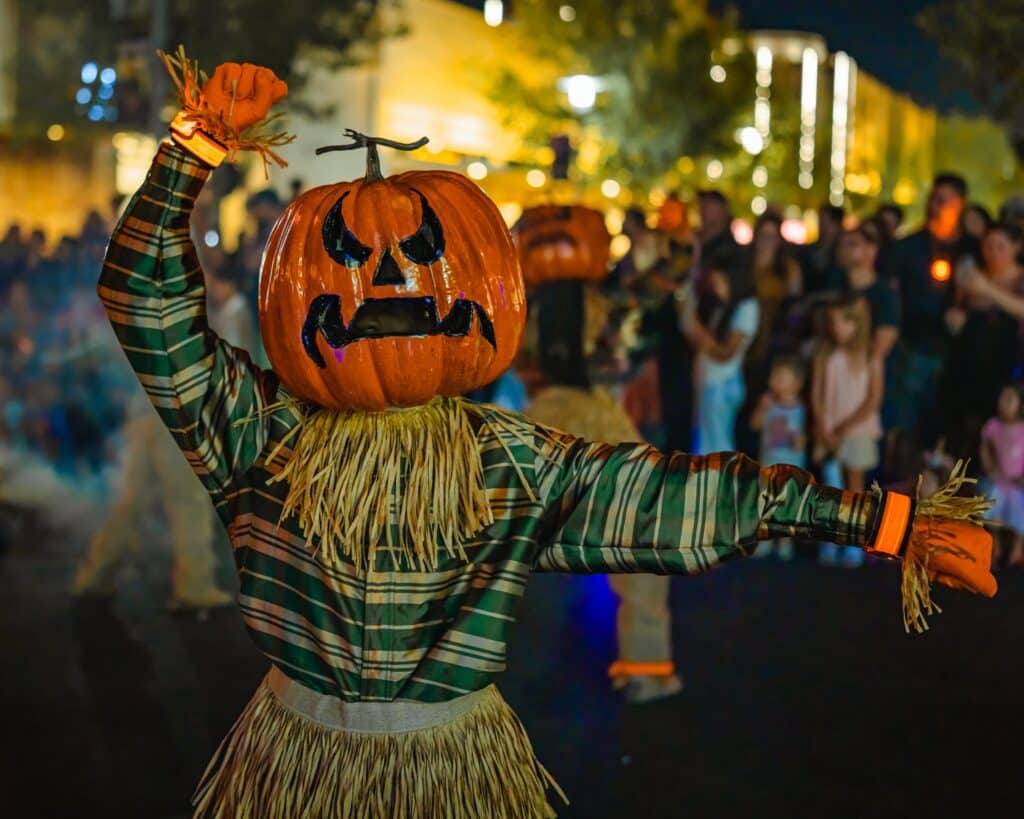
[812,294,884,493]
[980,384,1024,566]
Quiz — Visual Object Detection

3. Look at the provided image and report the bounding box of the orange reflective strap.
[868,491,913,557]
[608,660,676,679]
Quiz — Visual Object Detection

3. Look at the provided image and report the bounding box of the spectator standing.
[685,264,759,454]
[874,204,904,246]
[750,356,808,560]
[980,384,1024,567]
[879,173,979,450]
[942,223,1024,460]
[812,295,882,567]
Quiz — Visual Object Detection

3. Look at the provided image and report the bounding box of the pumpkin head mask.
[512,204,610,287]
[259,131,526,412]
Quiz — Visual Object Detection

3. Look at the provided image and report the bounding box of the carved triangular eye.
[323,192,373,268]
[400,190,445,265]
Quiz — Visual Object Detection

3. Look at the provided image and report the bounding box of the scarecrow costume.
[98,54,997,819]
[514,215,681,704]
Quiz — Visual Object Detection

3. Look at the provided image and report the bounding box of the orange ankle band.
[608,660,675,678]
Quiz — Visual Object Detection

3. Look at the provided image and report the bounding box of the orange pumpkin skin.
[512,205,610,287]
[259,171,526,411]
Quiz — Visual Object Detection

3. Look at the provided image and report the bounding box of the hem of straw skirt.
[192,671,565,819]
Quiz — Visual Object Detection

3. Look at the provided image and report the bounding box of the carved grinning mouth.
[301,295,497,368]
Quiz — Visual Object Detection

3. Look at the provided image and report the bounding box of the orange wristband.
[867,491,913,557]
[169,111,228,168]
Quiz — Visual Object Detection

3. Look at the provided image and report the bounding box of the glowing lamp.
[931,259,951,282]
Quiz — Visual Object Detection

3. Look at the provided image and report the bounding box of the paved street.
[2,530,1020,819]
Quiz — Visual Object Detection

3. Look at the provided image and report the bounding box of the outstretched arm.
[532,430,876,574]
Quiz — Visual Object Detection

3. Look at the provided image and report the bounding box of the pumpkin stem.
[315,129,430,182]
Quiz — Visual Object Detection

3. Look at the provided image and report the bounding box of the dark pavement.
[2,529,1021,819]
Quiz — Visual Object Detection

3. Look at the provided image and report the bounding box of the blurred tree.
[485,0,754,189]
[918,0,1024,158]
[11,0,400,140]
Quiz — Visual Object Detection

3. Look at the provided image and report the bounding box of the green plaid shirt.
[99,142,878,703]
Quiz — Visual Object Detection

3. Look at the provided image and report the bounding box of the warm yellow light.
[931,259,951,282]
[467,161,488,180]
[677,156,695,174]
[483,0,503,26]
[893,179,916,205]
[604,207,624,235]
[706,159,724,179]
[558,4,576,21]
[751,196,767,215]
[46,124,65,142]
[648,188,666,207]
[526,169,546,188]
[498,202,522,227]
[601,179,621,198]
[610,234,632,260]
[710,65,727,83]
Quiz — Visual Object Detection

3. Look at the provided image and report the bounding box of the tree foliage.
[487,0,754,188]
[10,0,398,139]
[918,0,1024,156]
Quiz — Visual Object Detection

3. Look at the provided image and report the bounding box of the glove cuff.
[169,110,228,168]
[866,490,915,558]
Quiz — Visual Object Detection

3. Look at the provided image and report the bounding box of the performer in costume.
[515,205,681,704]
[100,51,998,819]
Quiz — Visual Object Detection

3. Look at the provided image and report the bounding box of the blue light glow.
[81,63,98,84]
[75,88,92,105]
[98,84,114,101]
[88,105,104,122]
[99,67,116,85]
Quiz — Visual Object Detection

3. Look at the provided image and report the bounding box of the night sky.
[715,0,966,110]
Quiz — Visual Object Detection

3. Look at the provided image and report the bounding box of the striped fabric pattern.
[99,142,879,703]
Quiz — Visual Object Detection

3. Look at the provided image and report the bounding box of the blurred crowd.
[573,177,1024,568]
[0,186,283,539]
[4,168,1024,566]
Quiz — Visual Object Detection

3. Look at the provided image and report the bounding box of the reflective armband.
[169,111,228,168]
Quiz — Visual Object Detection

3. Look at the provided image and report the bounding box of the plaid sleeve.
[533,432,878,573]
[97,141,276,497]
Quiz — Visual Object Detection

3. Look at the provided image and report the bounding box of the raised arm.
[97,60,288,498]
[98,141,275,497]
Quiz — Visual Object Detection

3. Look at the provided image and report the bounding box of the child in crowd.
[980,383,1024,567]
[750,355,808,560]
[685,266,759,454]
[813,294,883,567]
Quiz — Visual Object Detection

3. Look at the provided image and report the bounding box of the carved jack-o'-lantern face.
[258,134,526,412]
[512,205,611,288]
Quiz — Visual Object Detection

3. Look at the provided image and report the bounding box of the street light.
[484,0,503,27]
[558,74,604,113]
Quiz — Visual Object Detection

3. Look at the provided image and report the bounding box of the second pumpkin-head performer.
[97,50,998,819]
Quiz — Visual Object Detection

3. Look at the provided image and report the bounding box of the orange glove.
[909,518,997,598]
[203,62,288,132]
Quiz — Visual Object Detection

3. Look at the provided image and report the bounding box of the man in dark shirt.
[879,172,981,447]
[827,222,900,361]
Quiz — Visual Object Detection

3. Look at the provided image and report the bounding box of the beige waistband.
[267,666,493,735]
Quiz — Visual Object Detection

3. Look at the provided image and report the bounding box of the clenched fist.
[204,63,288,131]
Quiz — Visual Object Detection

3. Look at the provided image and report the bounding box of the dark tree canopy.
[11,0,398,140]
[487,0,754,188]
[918,0,1024,156]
